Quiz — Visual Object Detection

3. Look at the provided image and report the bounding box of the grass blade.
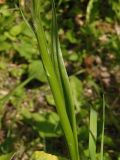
[51,1,79,159]
[100,95,105,160]
[30,1,79,159]
[86,0,95,23]
[0,76,33,113]
[19,6,35,36]
[89,106,97,160]
[51,0,75,129]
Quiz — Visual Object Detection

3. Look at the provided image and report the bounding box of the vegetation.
[0,0,120,159]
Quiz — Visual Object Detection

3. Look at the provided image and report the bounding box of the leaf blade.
[89,107,97,160]
[51,1,79,159]
[100,95,105,160]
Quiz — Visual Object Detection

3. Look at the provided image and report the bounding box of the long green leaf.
[51,0,74,129]
[30,1,78,160]
[100,95,105,160]
[89,107,97,160]
[51,1,79,159]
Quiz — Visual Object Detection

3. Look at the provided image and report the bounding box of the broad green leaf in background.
[28,60,47,82]
[0,5,10,17]
[10,22,26,36]
[0,152,14,160]
[70,76,84,112]
[31,151,67,160]
[68,53,79,62]
[108,0,120,20]
[13,38,37,61]
[0,42,11,51]
[66,30,77,44]
[32,112,62,138]
[96,153,112,160]
[22,110,62,137]
[45,94,55,106]
[118,156,120,160]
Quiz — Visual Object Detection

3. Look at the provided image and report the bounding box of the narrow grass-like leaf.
[19,6,35,36]
[89,106,97,160]
[86,0,95,23]
[0,76,33,113]
[100,95,105,160]
[30,1,79,159]
[51,1,79,159]
[51,0,74,129]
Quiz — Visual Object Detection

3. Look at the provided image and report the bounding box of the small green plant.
[19,1,106,160]
[21,0,79,159]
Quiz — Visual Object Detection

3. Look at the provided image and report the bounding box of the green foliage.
[31,151,67,160]
[108,0,120,20]
[45,94,55,106]
[28,1,79,159]
[70,76,84,112]
[0,0,120,160]
[0,153,14,160]
[0,4,38,62]
[86,0,99,23]
[28,60,47,82]
[10,22,25,36]
[22,110,62,138]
